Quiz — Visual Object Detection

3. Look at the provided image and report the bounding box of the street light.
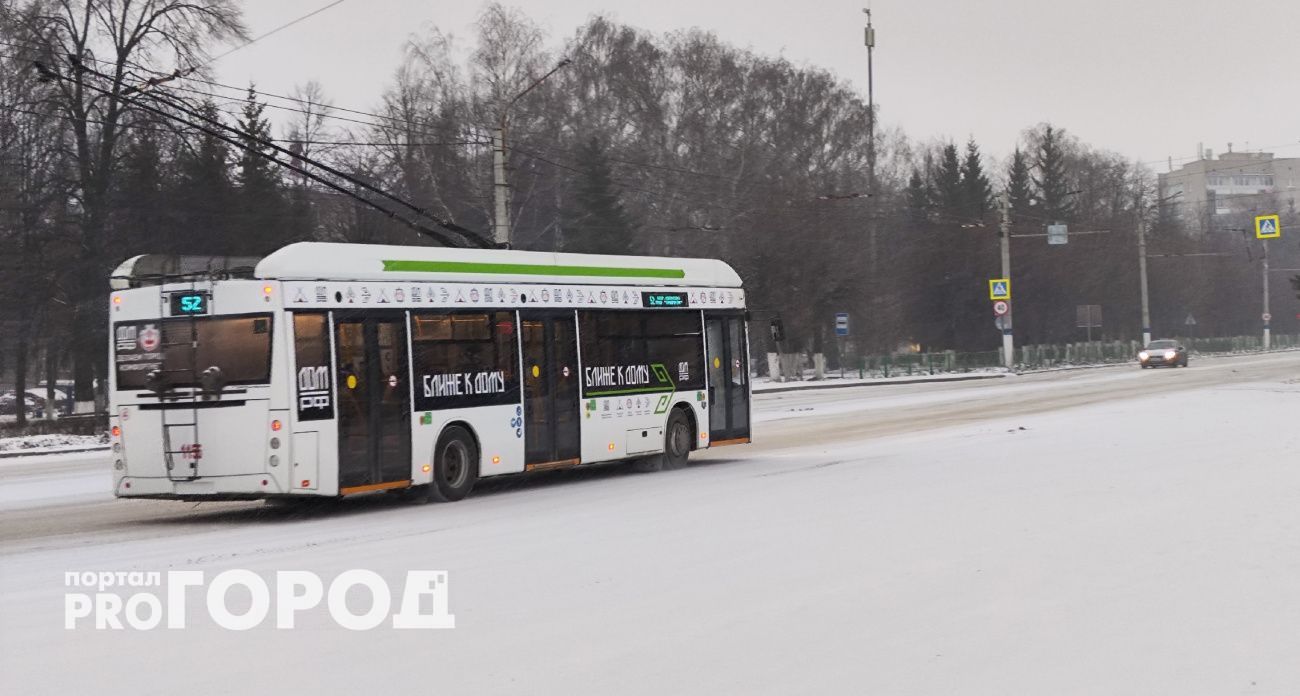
[492,57,572,248]
[1137,190,1183,346]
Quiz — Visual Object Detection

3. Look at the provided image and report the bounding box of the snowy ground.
[0,432,106,455]
[1,351,1298,694]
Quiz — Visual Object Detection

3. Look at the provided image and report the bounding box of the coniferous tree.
[960,139,993,224]
[1034,125,1072,223]
[172,100,233,255]
[933,144,964,224]
[905,169,930,225]
[1006,147,1034,225]
[114,131,167,252]
[236,86,288,252]
[560,137,636,255]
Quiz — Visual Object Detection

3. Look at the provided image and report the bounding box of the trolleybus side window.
[293,313,333,421]
[410,311,520,410]
[113,314,273,390]
[577,310,705,394]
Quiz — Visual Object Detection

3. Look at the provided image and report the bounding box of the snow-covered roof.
[254,242,743,288]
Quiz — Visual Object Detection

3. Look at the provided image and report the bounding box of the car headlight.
[1138,351,1149,360]
[1164,350,1176,359]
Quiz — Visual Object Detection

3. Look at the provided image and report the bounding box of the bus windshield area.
[113,314,273,391]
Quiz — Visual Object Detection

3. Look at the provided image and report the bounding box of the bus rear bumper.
[114,474,304,500]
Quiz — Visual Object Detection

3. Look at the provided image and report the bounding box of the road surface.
[2,350,1298,694]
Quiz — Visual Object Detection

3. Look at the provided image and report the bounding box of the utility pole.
[1137,213,1152,346]
[999,191,1014,370]
[1262,238,1271,349]
[863,7,876,274]
[491,58,572,248]
[492,126,510,247]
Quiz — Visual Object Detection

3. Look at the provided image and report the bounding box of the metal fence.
[818,333,1300,379]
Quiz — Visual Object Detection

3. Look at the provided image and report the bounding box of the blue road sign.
[1255,214,1280,239]
[834,312,850,337]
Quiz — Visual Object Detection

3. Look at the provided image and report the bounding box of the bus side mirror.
[769,318,785,343]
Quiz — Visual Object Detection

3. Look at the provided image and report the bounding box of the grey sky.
[216,0,1300,172]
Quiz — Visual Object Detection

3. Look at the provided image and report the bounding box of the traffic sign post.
[1255,214,1281,239]
[833,313,850,378]
[1254,214,1280,349]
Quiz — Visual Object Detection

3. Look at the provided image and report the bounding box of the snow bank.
[0,433,108,454]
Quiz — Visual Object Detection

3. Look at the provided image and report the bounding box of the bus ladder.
[159,277,205,481]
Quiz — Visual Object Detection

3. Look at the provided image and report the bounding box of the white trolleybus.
[108,243,751,502]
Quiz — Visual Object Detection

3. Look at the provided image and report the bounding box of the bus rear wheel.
[662,408,693,470]
[428,425,478,503]
[630,408,693,473]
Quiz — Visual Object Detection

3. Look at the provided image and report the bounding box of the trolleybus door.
[520,311,581,466]
[334,312,412,490]
[705,313,751,443]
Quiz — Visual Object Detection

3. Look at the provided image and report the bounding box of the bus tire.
[428,425,479,503]
[661,407,693,470]
[630,408,693,473]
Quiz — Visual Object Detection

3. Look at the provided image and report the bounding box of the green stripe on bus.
[585,386,676,397]
[382,259,686,279]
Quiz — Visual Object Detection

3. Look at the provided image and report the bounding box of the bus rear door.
[334,312,412,492]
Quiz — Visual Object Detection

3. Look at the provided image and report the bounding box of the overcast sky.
[215,0,1300,172]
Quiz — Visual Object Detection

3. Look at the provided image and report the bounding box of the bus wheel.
[429,425,479,503]
[662,408,693,470]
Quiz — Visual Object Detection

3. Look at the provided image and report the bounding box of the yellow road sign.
[1255,214,1281,239]
[989,278,1011,300]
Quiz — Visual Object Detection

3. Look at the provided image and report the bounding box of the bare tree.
[0,10,71,425]
[286,79,334,171]
[15,0,246,410]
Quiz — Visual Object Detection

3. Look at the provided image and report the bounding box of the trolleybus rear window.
[113,314,273,390]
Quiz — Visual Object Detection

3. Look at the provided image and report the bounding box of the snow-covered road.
[2,351,1298,694]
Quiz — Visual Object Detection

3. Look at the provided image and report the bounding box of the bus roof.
[254,242,743,288]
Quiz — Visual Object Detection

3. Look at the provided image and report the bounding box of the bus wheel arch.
[428,422,480,503]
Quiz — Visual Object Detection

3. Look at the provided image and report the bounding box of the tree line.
[1,0,1296,422]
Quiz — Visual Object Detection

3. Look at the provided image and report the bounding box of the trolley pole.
[1262,238,1271,349]
[999,191,1014,370]
[1137,214,1152,346]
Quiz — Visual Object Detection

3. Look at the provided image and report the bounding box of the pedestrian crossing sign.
[989,278,1011,300]
[1255,214,1280,239]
